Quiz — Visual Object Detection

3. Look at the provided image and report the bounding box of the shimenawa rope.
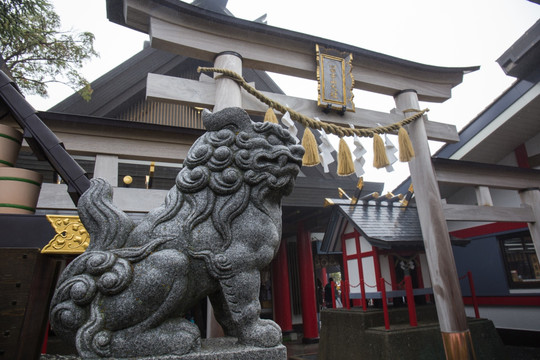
[197,66,428,174]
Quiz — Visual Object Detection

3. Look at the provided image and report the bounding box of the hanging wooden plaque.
[316,44,355,113]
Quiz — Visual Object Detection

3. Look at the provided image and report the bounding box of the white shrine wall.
[361,256,377,293]
[347,258,361,295]
[341,222,382,295]
[379,254,393,292]
[359,235,372,253]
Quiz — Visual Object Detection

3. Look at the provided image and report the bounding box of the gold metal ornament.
[41,215,90,254]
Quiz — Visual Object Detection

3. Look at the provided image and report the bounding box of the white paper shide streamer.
[280,111,299,144]
[317,123,335,173]
[353,135,367,177]
[384,134,398,172]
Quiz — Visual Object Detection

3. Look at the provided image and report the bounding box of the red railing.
[361,278,367,310]
[460,270,480,319]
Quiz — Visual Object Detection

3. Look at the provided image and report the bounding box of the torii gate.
[108,0,480,357]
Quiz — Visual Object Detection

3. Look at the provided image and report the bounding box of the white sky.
[27,0,540,193]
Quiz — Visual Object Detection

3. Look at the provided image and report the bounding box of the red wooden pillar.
[271,238,293,332]
[514,143,530,168]
[405,276,418,327]
[297,222,319,343]
[321,268,328,286]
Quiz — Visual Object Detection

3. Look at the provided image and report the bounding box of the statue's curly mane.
[129,108,303,252]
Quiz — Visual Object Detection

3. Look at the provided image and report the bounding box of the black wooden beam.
[0,71,90,205]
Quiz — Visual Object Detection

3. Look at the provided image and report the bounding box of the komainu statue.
[50,107,304,358]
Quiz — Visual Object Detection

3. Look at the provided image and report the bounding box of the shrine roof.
[49,45,283,118]
[320,202,467,252]
[284,178,383,209]
[49,45,187,116]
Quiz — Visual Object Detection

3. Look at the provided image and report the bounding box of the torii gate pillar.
[394,90,476,360]
[213,51,243,111]
[206,51,243,339]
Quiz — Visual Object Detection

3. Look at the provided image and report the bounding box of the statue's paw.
[110,317,201,357]
[171,319,201,355]
[239,319,282,348]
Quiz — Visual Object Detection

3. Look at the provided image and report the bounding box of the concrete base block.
[41,338,287,360]
[318,306,507,360]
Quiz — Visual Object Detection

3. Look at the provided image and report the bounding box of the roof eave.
[497,19,540,80]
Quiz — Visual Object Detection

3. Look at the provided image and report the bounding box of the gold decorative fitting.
[41,215,90,254]
[316,44,355,112]
[338,187,350,200]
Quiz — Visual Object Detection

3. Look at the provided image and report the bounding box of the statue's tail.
[49,238,171,356]
[78,178,135,251]
[49,250,133,356]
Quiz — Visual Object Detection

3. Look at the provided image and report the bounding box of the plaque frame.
[316,44,355,113]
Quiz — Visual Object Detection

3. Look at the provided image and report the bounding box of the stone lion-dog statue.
[50,107,304,358]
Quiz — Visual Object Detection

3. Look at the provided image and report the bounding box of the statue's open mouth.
[253,146,303,172]
[248,147,302,192]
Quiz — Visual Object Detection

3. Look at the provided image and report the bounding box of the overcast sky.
[27,0,540,192]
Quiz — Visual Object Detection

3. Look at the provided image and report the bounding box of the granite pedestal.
[41,337,287,360]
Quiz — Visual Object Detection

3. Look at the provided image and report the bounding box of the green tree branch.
[0,0,98,101]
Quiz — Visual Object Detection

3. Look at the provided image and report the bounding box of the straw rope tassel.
[398,127,415,162]
[301,128,320,166]
[264,108,279,124]
[337,138,355,176]
[373,134,389,169]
